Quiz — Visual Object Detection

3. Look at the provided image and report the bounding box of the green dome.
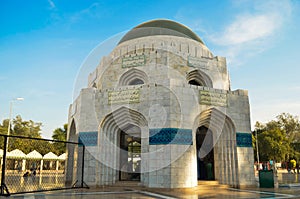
[118,19,205,45]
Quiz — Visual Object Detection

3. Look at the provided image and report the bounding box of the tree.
[0,119,10,149]
[253,113,300,162]
[52,124,68,155]
[8,115,43,152]
[276,113,300,143]
[257,128,290,161]
[0,116,56,155]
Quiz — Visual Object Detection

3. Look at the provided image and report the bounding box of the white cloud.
[69,3,101,24]
[173,0,294,66]
[209,0,293,65]
[215,14,277,46]
[288,86,300,91]
[48,0,56,9]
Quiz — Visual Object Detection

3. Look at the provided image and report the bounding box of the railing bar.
[0,134,80,144]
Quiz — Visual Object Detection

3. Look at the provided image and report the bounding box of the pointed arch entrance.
[196,126,214,180]
[186,69,213,88]
[119,124,141,181]
[66,119,77,185]
[194,108,238,186]
[99,107,148,184]
[118,68,148,86]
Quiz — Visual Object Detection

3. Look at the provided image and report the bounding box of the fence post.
[0,135,9,196]
[81,145,85,188]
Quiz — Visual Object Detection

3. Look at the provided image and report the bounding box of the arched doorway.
[196,126,214,180]
[186,69,213,88]
[98,107,148,185]
[66,119,77,185]
[118,68,148,86]
[194,108,238,186]
[119,125,141,181]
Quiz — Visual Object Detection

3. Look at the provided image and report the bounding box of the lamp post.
[6,98,24,149]
[0,98,23,195]
[255,130,260,170]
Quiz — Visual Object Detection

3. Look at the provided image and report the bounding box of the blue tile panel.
[78,132,98,146]
[236,132,252,147]
[149,128,192,145]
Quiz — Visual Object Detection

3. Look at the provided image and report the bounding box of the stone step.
[112,181,142,187]
[198,180,219,186]
[197,180,230,189]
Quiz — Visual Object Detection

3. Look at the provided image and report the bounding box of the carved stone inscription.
[199,90,227,107]
[187,56,208,69]
[122,55,145,68]
[108,89,140,104]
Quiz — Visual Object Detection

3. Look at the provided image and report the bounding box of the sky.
[0,0,299,139]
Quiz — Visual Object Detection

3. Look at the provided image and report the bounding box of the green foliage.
[0,119,9,149]
[0,116,61,156]
[51,124,67,155]
[253,113,300,162]
[11,115,42,138]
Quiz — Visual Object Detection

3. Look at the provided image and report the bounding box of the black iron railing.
[0,134,88,196]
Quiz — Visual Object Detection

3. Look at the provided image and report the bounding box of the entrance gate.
[196,126,215,180]
[119,131,141,181]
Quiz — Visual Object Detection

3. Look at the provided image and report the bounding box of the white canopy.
[43,152,58,160]
[58,153,66,160]
[7,149,26,158]
[26,150,43,159]
[1,149,65,160]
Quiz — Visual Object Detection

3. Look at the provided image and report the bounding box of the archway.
[128,78,144,85]
[119,124,141,181]
[98,106,148,184]
[118,68,148,86]
[65,119,77,185]
[196,126,214,180]
[186,69,213,88]
[194,108,238,186]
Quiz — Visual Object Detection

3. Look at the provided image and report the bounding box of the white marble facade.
[66,19,256,188]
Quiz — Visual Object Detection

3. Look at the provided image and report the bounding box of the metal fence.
[0,134,88,196]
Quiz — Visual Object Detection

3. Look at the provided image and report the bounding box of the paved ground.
[3,169,300,199]
[4,184,300,199]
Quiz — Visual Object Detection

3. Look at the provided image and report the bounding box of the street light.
[1,98,23,195]
[7,98,24,149]
[255,130,260,169]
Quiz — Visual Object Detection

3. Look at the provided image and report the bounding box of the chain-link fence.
[0,134,88,196]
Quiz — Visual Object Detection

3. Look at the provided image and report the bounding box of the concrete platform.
[5,181,300,199]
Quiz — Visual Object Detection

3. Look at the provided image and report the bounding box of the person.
[262,162,267,170]
[290,159,296,174]
[32,169,36,176]
[17,164,22,173]
[132,160,141,180]
[287,160,292,173]
[23,171,30,177]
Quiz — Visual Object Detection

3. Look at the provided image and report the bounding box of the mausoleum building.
[66,19,255,188]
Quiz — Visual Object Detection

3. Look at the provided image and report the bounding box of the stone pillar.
[40,159,43,172]
[65,144,76,186]
[56,160,59,171]
[22,159,26,171]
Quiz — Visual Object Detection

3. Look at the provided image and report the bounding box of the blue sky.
[0,0,299,138]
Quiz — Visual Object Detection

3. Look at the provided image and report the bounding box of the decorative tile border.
[78,132,98,146]
[236,132,252,147]
[149,128,192,145]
